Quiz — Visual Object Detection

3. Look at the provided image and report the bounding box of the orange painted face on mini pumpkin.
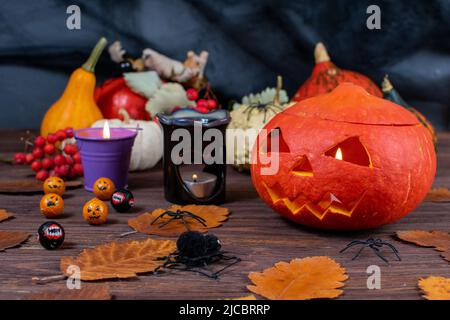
[43,177,66,196]
[40,193,64,218]
[93,178,115,200]
[83,198,108,225]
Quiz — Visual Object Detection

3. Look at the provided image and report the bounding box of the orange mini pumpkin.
[93,177,115,200]
[83,198,108,225]
[293,42,382,102]
[40,193,64,218]
[251,83,436,230]
[43,177,66,196]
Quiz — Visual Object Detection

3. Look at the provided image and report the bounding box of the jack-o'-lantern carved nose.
[291,156,313,176]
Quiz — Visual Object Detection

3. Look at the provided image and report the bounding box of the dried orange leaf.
[419,276,450,300]
[425,188,450,202]
[25,284,112,300]
[247,256,347,300]
[227,295,257,300]
[60,238,176,281]
[0,209,14,223]
[0,231,30,251]
[396,230,450,262]
[128,204,230,237]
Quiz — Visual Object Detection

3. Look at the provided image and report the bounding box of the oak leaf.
[0,231,30,251]
[396,230,450,262]
[60,238,176,281]
[425,188,450,202]
[25,284,112,300]
[247,256,347,300]
[0,209,14,223]
[419,276,450,300]
[128,204,230,237]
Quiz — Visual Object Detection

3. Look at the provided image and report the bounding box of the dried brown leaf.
[60,238,176,281]
[419,276,450,300]
[247,256,347,300]
[25,284,112,300]
[128,204,230,237]
[0,179,82,194]
[0,209,14,223]
[396,230,450,262]
[425,188,450,202]
[227,295,257,300]
[0,231,30,251]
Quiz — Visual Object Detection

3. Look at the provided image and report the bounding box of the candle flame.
[103,121,110,139]
[192,174,198,182]
[335,148,343,160]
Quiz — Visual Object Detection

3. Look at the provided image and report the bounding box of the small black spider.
[157,231,241,279]
[242,101,284,123]
[151,209,207,230]
[340,238,401,264]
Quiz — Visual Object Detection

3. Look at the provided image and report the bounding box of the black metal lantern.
[157,109,230,205]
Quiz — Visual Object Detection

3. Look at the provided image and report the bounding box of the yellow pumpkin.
[40,38,107,136]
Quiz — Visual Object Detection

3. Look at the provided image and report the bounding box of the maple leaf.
[419,276,450,300]
[128,204,230,237]
[60,238,176,281]
[0,209,14,223]
[227,295,257,300]
[425,188,450,202]
[396,230,450,262]
[247,256,348,300]
[25,284,112,300]
[0,231,30,251]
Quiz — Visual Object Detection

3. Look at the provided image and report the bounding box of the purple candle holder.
[75,128,137,191]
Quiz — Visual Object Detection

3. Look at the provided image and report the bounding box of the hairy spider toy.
[157,231,241,279]
[340,238,401,264]
[151,209,207,230]
[242,101,284,123]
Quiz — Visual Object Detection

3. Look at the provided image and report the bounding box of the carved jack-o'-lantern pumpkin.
[251,83,436,230]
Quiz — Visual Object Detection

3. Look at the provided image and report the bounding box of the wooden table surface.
[0,129,449,300]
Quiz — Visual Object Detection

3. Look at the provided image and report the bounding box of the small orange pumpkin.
[43,177,66,196]
[40,193,64,218]
[83,198,108,225]
[93,177,116,200]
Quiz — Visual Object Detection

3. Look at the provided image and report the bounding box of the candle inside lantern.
[335,148,343,160]
[75,126,137,191]
[181,171,217,199]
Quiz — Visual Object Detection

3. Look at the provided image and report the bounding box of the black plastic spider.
[340,238,401,264]
[151,209,207,230]
[157,231,241,279]
[242,102,284,123]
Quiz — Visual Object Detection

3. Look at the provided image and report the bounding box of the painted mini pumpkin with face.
[40,193,64,218]
[251,83,436,230]
[82,198,108,225]
[43,177,66,196]
[93,177,115,200]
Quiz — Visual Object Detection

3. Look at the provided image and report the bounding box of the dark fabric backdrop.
[1,0,449,129]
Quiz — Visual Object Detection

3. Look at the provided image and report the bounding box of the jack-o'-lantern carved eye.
[291,156,313,176]
[325,137,372,167]
[264,128,290,153]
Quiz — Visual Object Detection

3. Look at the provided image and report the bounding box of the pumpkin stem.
[314,42,330,63]
[273,75,283,106]
[381,74,393,93]
[82,37,108,73]
[118,108,131,124]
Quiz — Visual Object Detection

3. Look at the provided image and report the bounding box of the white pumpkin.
[92,109,163,171]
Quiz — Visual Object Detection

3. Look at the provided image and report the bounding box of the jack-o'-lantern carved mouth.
[262,182,366,220]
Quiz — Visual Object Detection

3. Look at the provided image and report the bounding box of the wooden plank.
[0,130,449,300]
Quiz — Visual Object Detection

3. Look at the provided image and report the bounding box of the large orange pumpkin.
[292,43,382,102]
[251,83,436,230]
